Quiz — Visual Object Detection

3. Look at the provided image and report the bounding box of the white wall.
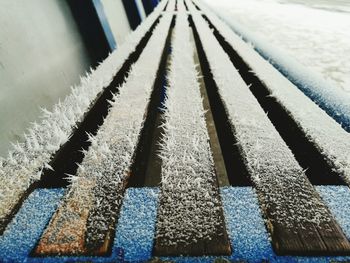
[0,0,92,157]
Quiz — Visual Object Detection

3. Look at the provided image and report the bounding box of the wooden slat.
[166,0,176,11]
[33,14,173,256]
[192,0,350,186]
[189,3,350,255]
[153,9,231,256]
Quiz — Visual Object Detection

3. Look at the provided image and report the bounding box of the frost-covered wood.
[185,0,198,12]
[166,0,176,11]
[189,3,350,255]
[193,0,350,186]
[177,0,186,12]
[0,0,167,234]
[154,10,230,256]
[34,14,173,255]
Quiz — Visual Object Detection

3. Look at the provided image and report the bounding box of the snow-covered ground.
[203,0,350,93]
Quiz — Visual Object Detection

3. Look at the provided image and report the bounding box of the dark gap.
[202,15,345,186]
[184,0,189,11]
[175,0,178,11]
[191,28,230,186]
[163,0,169,11]
[128,16,175,188]
[189,16,251,187]
[142,43,172,187]
[191,0,201,10]
[38,16,163,189]
[141,113,164,187]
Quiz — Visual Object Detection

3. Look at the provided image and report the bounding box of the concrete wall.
[0,0,92,157]
[101,0,131,45]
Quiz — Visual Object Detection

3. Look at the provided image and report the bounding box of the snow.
[155,9,227,249]
[194,0,350,186]
[203,0,350,93]
[0,0,168,231]
[36,13,173,254]
[281,0,350,13]
[189,1,333,229]
[201,0,350,131]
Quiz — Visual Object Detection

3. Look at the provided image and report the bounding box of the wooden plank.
[166,0,176,11]
[33,13,173,256]
[189,3,350,255]
[153,10,231,256]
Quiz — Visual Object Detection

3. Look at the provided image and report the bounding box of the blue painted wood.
[66,0,116,66]
[135,0,146,21]
[152,0,159,8]
[3,187,350,262]
[142,0,154,15]
[122,0,142,30]
[92,0,117,51]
